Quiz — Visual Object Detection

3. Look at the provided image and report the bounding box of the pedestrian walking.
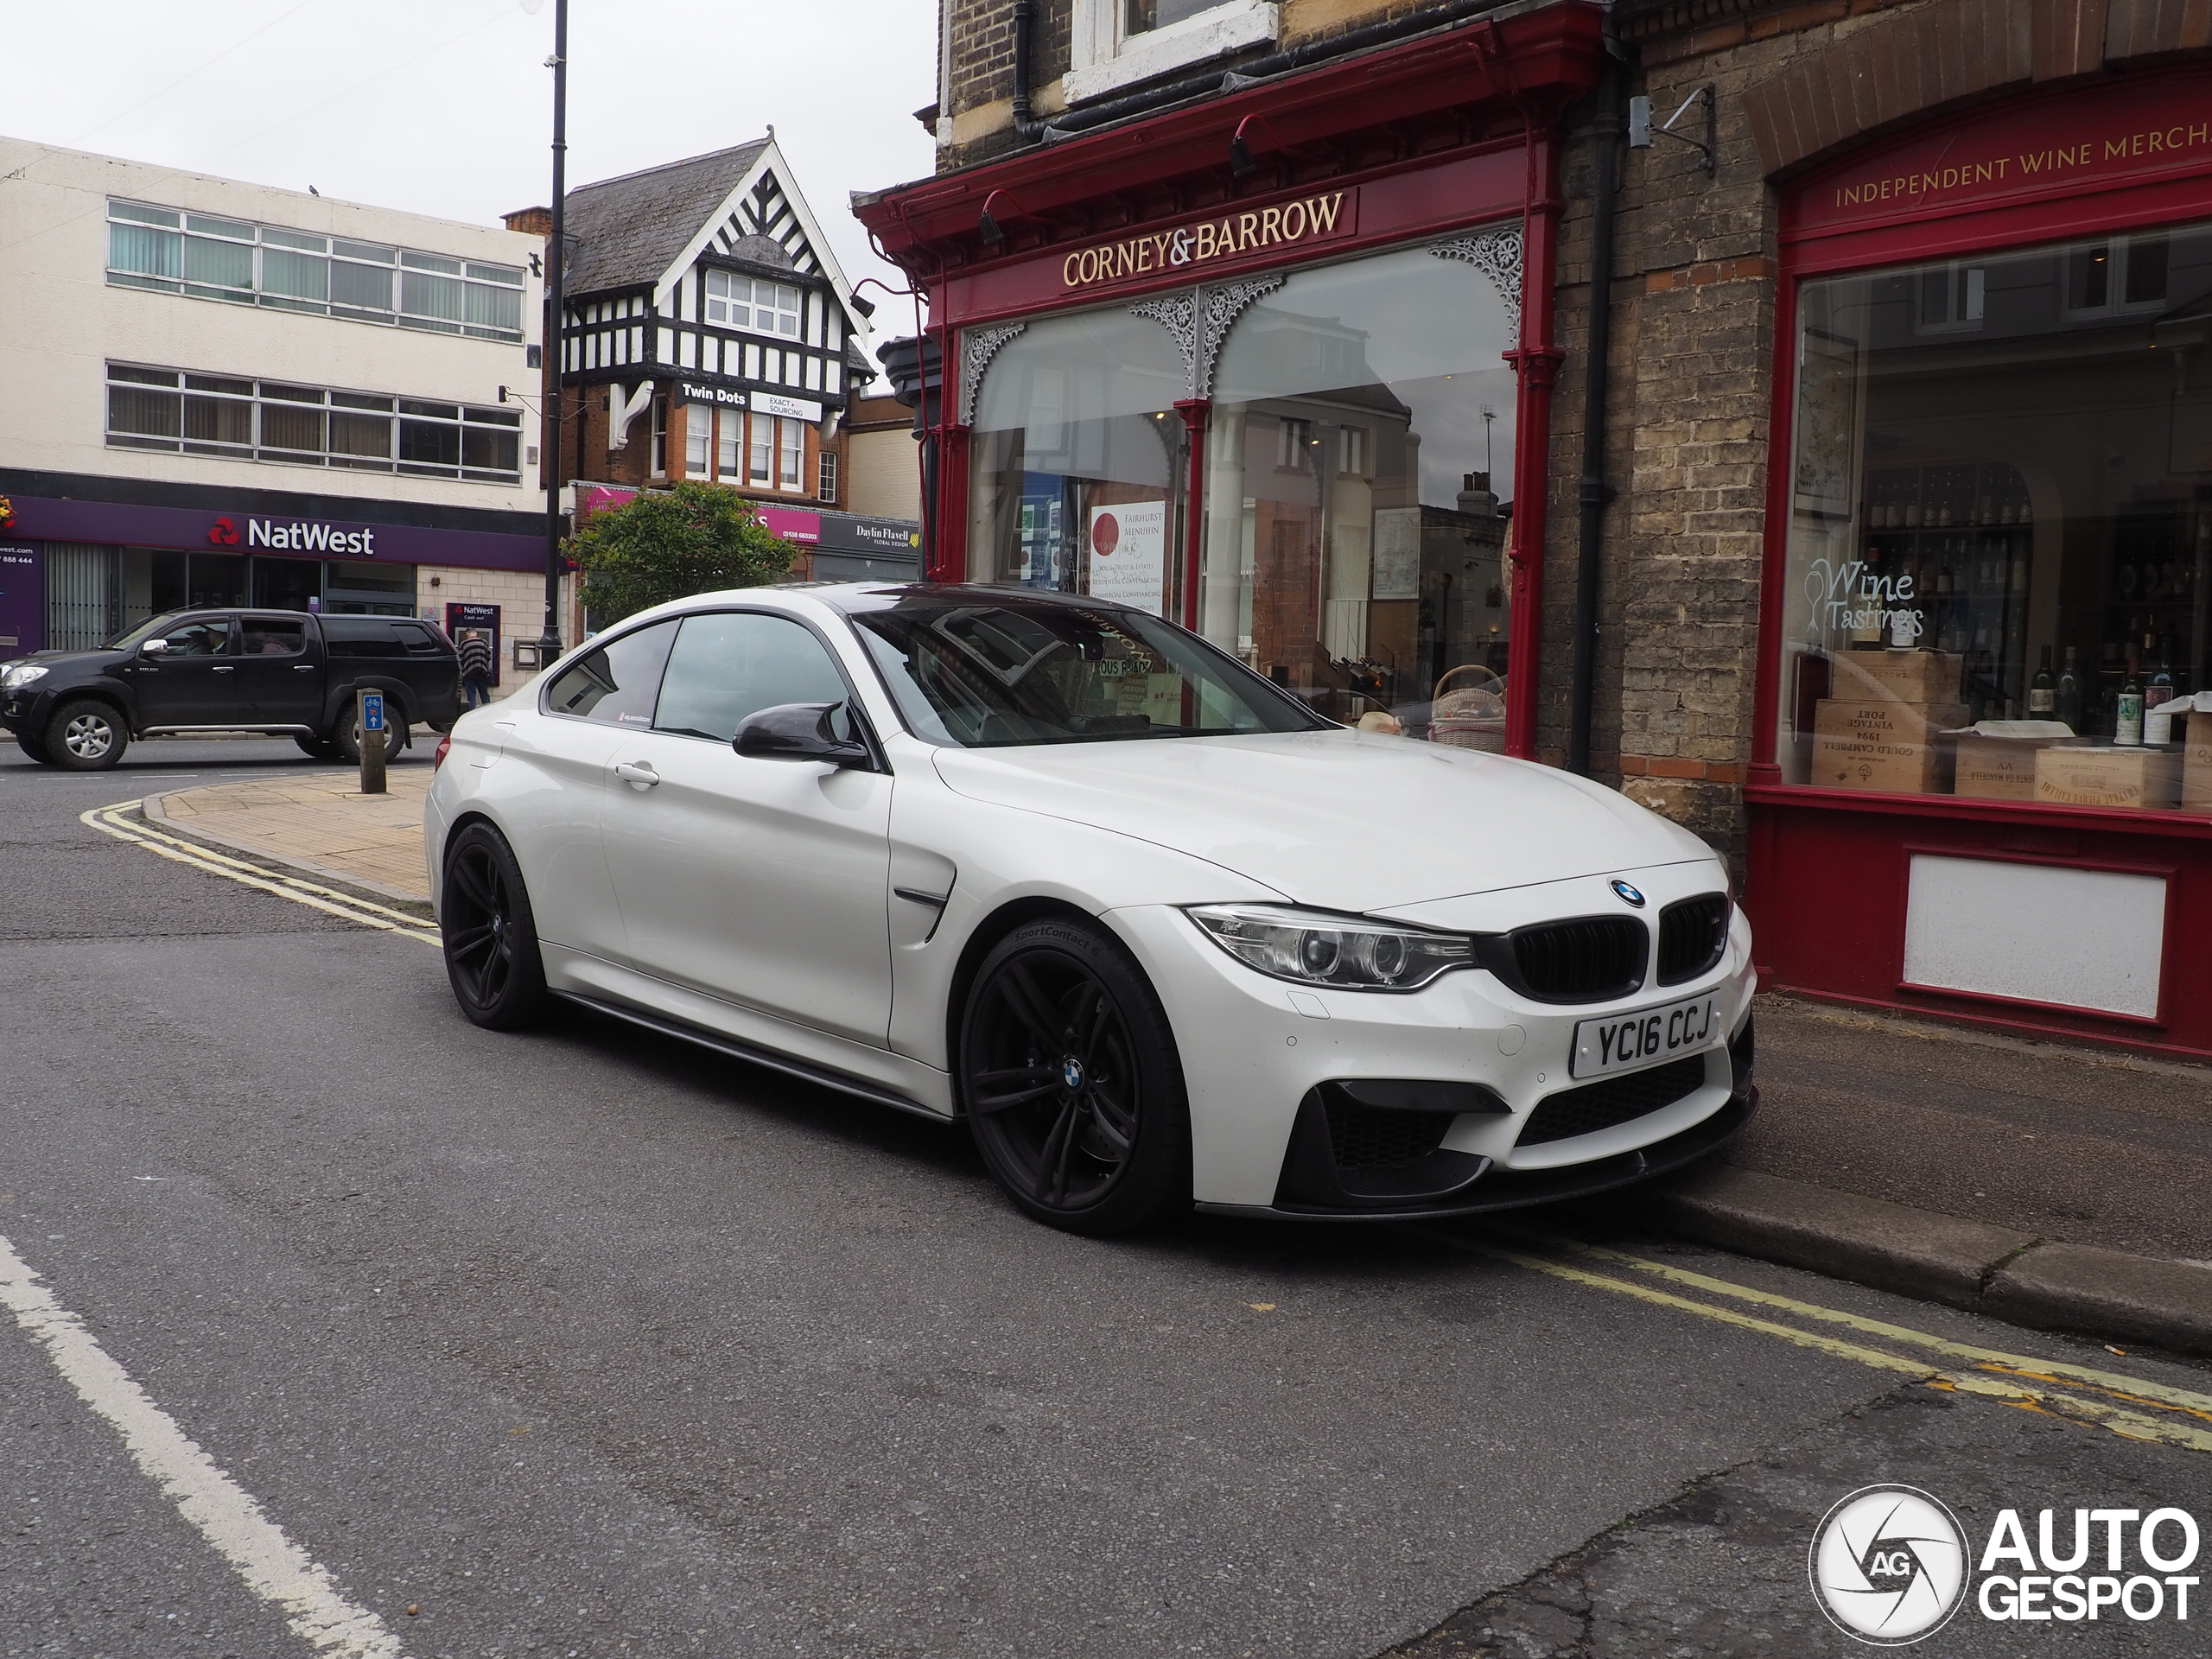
[458,629,494,709]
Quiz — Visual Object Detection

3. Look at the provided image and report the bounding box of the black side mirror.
[733,702,872,768]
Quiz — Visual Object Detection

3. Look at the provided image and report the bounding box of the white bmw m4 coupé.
[426,584,1757,1234]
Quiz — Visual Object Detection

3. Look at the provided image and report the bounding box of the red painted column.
[1173,398,1210,627]
[1746,268,1800,786]
[1503,118,1566,761]
[935,426,971,583]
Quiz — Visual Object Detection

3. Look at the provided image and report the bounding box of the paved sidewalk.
[148,768,433,903]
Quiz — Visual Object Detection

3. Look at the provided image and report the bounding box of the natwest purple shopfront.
[0,480,543,654]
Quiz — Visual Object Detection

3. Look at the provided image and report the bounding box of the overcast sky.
[6,0,940,357]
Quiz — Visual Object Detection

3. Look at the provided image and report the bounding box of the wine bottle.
[2030,645,2056,715]
[2057,645,2083,732]
[2149,655,2174,711]
[2116,652,2145,747]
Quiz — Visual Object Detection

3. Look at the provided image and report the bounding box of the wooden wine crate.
[1955,730,2080,801]
[1828,649,1966,706]
[2034,746,2183,810]
[1808,700,1967,794]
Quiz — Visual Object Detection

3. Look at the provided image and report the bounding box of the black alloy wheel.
[960,918,1190,1235]
[441,822,548,1030]
[45,700,128,771]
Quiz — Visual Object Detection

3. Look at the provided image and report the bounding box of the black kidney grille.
[1325,1099,1458,1169]
[1656,894,1731,985]
[1506,916,1647,1002]
[1518,1054,1709,1147]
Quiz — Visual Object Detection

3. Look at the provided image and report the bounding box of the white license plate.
[1571,993,1723,1080]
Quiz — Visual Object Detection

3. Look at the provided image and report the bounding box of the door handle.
[292,663,315,671]
[211,665,235,673]
[613,760,659,788]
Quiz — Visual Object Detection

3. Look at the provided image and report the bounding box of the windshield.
[104,612,193,652]
[849,593,1330,747]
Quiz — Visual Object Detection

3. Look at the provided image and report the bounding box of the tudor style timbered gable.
[550,137,869,457]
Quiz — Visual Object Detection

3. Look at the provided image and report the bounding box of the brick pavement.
[149,769,433,903]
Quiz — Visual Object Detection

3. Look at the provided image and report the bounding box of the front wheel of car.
[45,701,128,771]
[441,822,549,1031]
[959,918,1191,1236]
[16,734,55,766]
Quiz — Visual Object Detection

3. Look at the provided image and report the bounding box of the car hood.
[930,729,1714,912]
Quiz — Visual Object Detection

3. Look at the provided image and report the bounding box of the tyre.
[959,917,1192,1235]
[295,734,335,760]
[327,706,406,766]
[45,700,128,771]
[16,734,54,765]
[440,821,549,1030]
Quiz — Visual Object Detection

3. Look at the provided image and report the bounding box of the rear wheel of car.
[294,734,335,760]
[959,918,1191,1236]
[45,700,128,771]
[441,821,548,1030]
[327,707,405,766]
[16,734,54,765]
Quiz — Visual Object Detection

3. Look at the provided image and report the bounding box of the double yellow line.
[1421,1225,2212,1456]
[83,799,441,948]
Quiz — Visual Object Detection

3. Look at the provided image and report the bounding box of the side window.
[392,622,444,655]
[239,618,307,657]
[162,617,232,657]
[543,619,679,727]
[322,620,404,658]
[652,612,849,742]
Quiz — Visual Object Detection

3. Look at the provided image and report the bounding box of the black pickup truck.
[0,609,461,771]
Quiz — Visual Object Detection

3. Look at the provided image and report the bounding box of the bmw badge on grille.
[1611,880,1646,907]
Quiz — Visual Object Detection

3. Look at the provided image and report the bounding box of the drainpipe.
[1567,42,1625,777]
[1012,0,1043,144]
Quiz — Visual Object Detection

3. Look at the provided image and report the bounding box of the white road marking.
[0,1230,408,1658]
[82,800,439,945]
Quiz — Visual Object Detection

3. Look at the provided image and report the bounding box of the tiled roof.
[563,139,769,295]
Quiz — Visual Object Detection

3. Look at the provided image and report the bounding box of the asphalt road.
[3,737,2209,1658]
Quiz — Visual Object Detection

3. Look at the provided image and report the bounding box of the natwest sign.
[208,513,381,556]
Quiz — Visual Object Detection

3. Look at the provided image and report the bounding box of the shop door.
[232,615,322,726]
[130,614,238,727]
[597,610,893,1046]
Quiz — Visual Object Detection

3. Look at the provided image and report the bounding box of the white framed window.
[702,268,802,339]
[652,395,668,476]
[817,449,838,504]
[1065,0,1276,104]
[779,418,804,491]
[748,413,772,486]
[717,409,741,479]
[1916,263,1985,334]
[684,403,711,476]
[2063,232,2170,319]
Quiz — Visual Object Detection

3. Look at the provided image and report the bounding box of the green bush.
[568,481,798,624]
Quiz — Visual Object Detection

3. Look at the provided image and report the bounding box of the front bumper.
[1106,865,1758,1213]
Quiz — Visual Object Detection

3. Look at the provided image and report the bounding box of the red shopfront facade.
[1749,65,2212,1058]
[860,6,1605,753]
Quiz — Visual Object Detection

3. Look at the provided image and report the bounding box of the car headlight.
[1186,903,1473,992]
[1,663,48,691]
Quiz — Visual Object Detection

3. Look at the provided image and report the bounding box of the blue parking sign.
[362,691,385,733]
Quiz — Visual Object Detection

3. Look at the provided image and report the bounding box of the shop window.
[1777,219,2212,816]
[1067,0,1276,103]
[1200,242,1518,733]
[967,306,1188,614]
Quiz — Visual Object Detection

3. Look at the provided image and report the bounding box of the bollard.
[358,688,387,796]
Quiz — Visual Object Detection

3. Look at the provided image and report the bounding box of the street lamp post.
[536,0,569,665]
